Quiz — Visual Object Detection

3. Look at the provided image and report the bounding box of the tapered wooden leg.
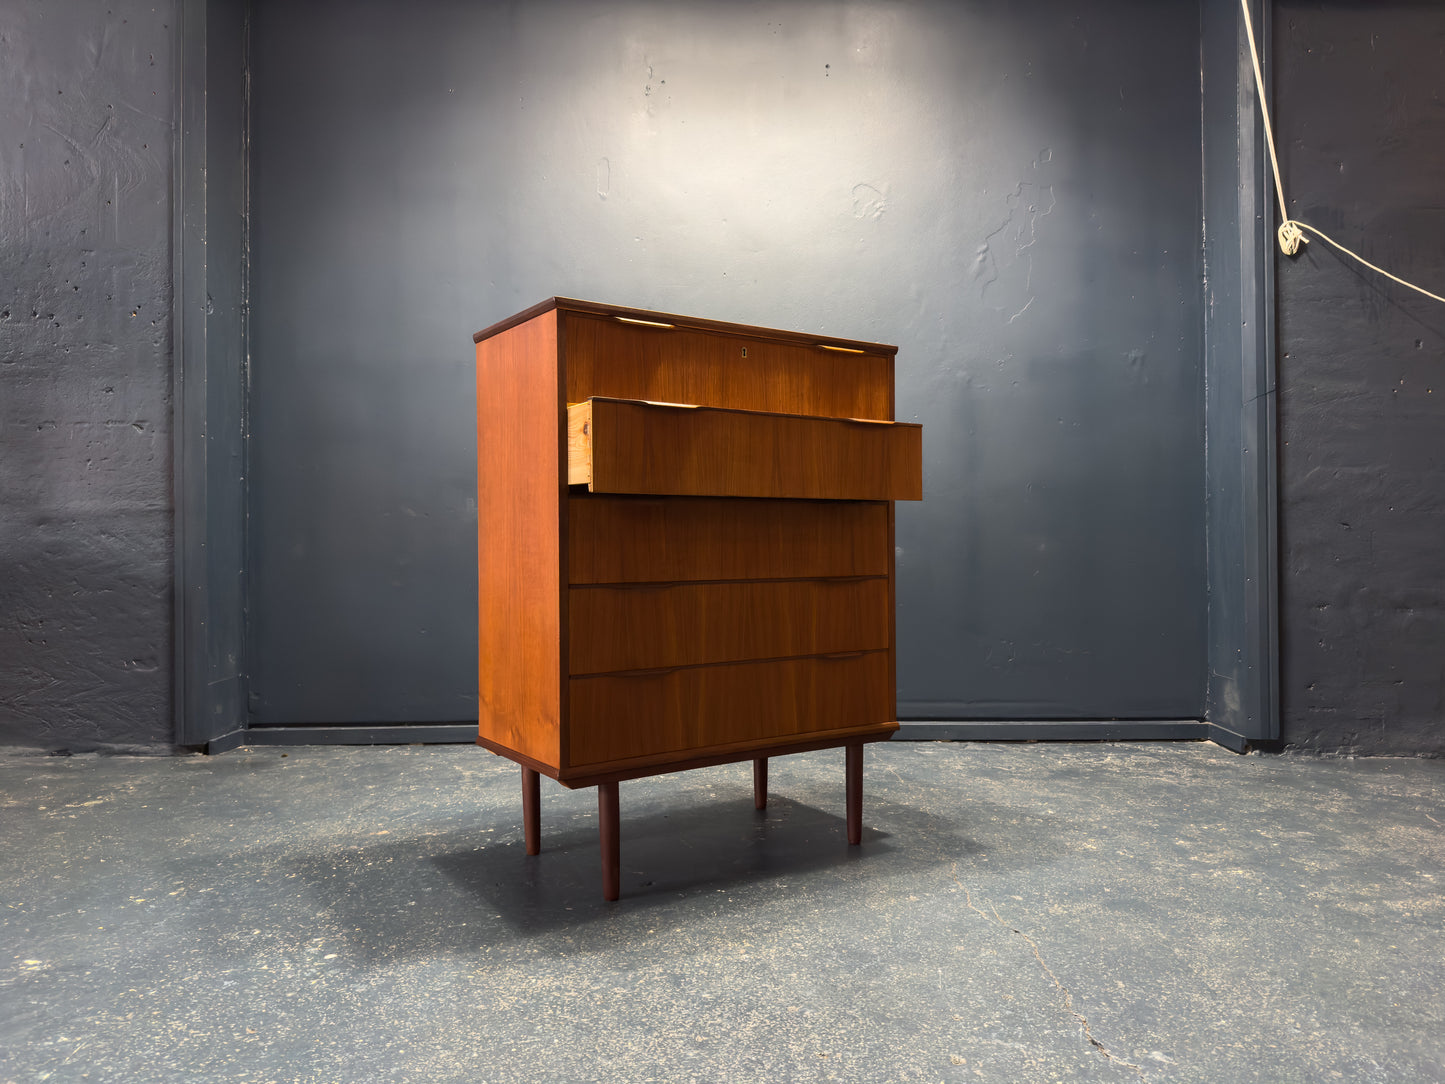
[846,742,863,845]
[599,781,620,901]
[753,757,768,810]
[521,766,541,856]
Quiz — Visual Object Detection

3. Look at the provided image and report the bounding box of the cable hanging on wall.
[1239,0,1445,306]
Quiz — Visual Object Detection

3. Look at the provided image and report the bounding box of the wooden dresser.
[473,298,921,898]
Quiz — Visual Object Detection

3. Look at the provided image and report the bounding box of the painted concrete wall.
[2,0,1441,755]
[1275,2,1445,756]
[245,0,1207,728]
[0,1,176,750]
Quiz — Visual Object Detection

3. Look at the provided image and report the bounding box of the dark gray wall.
[0,0,176,751]
[247,0,1207,727]
[1275,2,1445,755]
[1201,0,1278,745]
[4,0,1441,756]
[174,0,250,746]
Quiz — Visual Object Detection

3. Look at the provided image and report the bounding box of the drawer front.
[575,398,922,501]
[563,313,893,420]
[568,578,889,675]
[568,495,889,584]
[567,651,893,766]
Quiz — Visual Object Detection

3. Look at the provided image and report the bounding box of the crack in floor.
[950,862,1148,1080]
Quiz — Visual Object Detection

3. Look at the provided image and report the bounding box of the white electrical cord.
[1239,0,1445,305]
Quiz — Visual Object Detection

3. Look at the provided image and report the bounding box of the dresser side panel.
[476,311,563,770]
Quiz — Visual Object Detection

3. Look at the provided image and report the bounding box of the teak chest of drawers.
[473,298,922,899]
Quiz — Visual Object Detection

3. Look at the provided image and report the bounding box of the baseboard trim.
[1205,723,1252,753]
[215,719,1238,752]
[894,720,1210,742]
[228,724,477,748]
[204,728,249,755]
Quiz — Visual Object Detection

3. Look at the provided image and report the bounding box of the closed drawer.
[569,495,889,584]
[568,578,889,675]
[567,651,893,766]
[567,398,923,501]
[562,312,894,419]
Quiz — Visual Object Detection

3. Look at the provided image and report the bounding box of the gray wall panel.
[6,0,1440,754]
[246,0,1208,725]
[0,0,177,751]
[173,0,250,746]
[1201,0,1279,744]
[1275,1,1445,756]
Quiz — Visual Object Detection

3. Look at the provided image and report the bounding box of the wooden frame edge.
[555,723,900,788]
[475,297,898,356]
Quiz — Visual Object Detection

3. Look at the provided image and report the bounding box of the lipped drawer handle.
[614,316,675,329]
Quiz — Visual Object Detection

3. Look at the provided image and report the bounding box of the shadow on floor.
[435,794,893,918]
[271,790,1011,959]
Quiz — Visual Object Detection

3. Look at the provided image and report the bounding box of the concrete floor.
[1,741,1442,1083]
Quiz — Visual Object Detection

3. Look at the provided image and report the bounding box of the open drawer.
[567,397,922,501]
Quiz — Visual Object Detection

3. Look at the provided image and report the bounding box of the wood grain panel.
[563,312,893,420]
[475,310,563,770]
[569,578,889,674]
[556,723,898,788]
[477,299,899,357]
[568,651,894,766]
[568,495,889,584]
[573,398,923,501]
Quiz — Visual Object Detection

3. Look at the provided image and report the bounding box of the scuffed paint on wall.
[975,149,1055,327]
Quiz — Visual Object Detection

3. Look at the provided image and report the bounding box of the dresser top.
[472,297,898,355]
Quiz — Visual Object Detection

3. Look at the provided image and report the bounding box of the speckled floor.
[1,740,1442,1083]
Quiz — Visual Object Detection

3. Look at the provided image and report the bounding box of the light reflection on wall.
[251,0,1210,720]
